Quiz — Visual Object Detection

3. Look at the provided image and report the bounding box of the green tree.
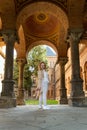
[28,45,48,76]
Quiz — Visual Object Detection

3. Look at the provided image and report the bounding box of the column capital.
[0,29,19,44]
[68,28,84,43]
[16,58,27,66]
[58,57,68,65]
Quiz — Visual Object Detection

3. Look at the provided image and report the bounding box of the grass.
[25,99,58,105]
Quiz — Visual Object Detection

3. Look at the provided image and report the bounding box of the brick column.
[16,59,26,105]
[59,57,68,104]
[68,29,85,106]
[0,30,17,108]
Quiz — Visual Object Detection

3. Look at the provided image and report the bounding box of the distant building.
[46,46,57,68]
[46,46,57,99]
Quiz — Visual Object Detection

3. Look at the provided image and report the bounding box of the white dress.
[38,70,49,106]
[37,70,43,89]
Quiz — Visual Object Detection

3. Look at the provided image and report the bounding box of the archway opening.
[25,44,57,101]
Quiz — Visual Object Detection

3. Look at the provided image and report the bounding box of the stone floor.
[0,105,87,130]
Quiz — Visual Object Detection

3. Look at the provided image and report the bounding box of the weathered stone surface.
[0,97,16,108]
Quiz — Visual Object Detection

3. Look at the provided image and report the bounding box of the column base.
[83,97,87,106]
[1,79,15,97]
[0,96,16,108]
[16,97,25,105]
[59,98,68,104]
[70,78,84,96]
[69,78,85,106]
[59,88,68,104]
[68,96,85,107]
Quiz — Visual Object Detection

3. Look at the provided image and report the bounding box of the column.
[16,59,26,105]
[59,57,68,104]
[0,30,17,108]
[68,29,85,106]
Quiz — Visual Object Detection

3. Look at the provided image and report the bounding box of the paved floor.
[0,105,87,130]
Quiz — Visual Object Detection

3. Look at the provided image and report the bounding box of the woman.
[37,62,50,109]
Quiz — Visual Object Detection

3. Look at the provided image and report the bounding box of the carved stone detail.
[0,30,18,44]
[58,57,68,66]
[68,29,84,43]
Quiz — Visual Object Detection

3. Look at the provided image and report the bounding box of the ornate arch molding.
[16,2,69,34]
[26,40,58,58]
[14,0,67,14]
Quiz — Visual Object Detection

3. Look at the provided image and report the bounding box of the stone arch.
[26,40,58,58]
[15,24,26,58]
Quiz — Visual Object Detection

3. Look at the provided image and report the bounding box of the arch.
[26,40,58,58]
[15,24,26,58]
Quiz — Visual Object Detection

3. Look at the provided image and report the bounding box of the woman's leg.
[43,84,48,106]
[39,93,43,108]
[42,82,50,109]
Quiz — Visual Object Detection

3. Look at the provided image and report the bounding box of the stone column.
[68,29,85,106]
[16,59,26,105]
[0,30,17,108]
[59,57,68,104]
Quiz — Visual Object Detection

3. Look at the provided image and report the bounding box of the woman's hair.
[39,61,46,70]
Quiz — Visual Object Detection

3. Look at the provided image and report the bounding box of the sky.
[43,45,56,54]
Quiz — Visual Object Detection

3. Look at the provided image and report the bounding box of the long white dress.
[38,69,49,106]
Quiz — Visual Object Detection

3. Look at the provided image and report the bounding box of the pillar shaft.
[1,30,17,97]
[68,29,85,106]
[70,33,81,79]
[16,59,26,105]
[59,57,68,104]
[0,30,17,108]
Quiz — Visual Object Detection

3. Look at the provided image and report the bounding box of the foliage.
[23,64,32,91]
[25,99,58,105]
[28,45,48,76]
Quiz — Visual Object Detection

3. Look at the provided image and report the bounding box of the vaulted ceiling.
[0,0,87,59]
